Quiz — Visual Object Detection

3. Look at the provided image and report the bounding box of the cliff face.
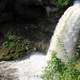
[0,0,49,22]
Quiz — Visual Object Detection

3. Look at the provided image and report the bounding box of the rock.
[0,0,60,22]
[0,0,14,23]
[14,0,47,21]
[0,32,4,43]
[0,0,7,11]
[0,0,48,22]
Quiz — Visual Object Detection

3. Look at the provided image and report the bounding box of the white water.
[0,52,47,80]
[73,0,80,5]
[47,3,80,62]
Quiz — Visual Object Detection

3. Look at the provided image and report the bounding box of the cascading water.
[0,52,47,80]
[73,0,80,4]
[47,1,80,62]
[0,0,80,80]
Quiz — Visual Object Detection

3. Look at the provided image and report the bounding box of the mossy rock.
[0,32,48,60]
[0,33,33,60]
[0,47,10,60]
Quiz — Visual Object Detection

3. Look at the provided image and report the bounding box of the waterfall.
[47,2,80,62]
[1,0,80,80]
[73,0,80,4]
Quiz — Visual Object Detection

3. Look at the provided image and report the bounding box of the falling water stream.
[47,1,80,62]
[0,0,80,80]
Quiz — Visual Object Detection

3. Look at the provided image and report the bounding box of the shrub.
[0,32,47,60]
[42,52,80,80]
[0,33,32,60]
[53,0,71,8]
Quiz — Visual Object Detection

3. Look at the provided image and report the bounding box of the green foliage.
[42,52,80,80]
[0,32,48,60]
[53,0,70,8]
[0,33,33,60]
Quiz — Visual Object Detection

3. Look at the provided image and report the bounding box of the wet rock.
[0,32,4,43]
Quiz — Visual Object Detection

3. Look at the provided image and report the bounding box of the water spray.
[73,0,80,5]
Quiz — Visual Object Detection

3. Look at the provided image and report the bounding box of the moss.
[0,33,33,60]
[42,52,80,80]
[0,32,48,60]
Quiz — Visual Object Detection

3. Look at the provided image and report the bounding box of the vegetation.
[0,32,48,60]
[53,0,71,8]
[0,33,33,60]
[42,52,80,80]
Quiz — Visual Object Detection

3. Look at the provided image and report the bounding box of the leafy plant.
[53,0,71,8]
[0,32,48,60]
[42,52,80,80]
[0,33,33,60]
